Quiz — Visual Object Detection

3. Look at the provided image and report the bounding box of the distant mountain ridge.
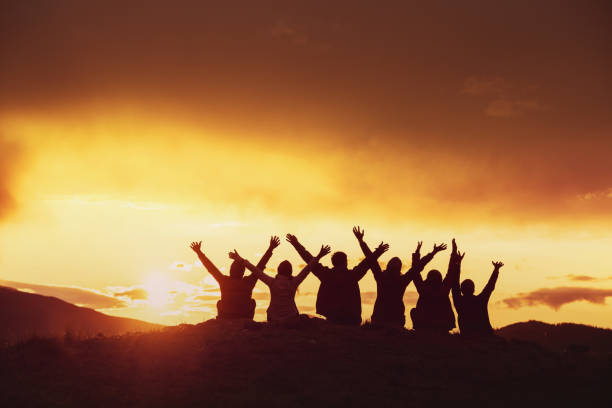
[496,320,612,352]
[0,286,162,343]
[3,284,612,353]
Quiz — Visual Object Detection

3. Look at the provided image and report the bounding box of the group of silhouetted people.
[189,226,503,336]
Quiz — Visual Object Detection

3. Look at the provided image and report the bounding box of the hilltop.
[1,318,610,407]
[497,320,612,352]
[0,286,162,344]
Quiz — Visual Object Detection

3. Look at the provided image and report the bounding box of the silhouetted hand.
[269,236,281,249]
[451,239,464,263]
[352,226,365,241]
[286,234,299,246]
[316,245,331,259]
[433,243,447,253]
[492,261,504,269]
[412,241,423,264]
[228,249,243,262]
[190,241,202,253]
[375,242,389,254]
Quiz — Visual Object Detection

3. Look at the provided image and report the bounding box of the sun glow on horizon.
[141,274,173,308]
[0,94,610,329]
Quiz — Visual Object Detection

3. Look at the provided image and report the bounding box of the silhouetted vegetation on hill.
[1,319,610,407]
[496,320,612,352]
[0,286,161,344]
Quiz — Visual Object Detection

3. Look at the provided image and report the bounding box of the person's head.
[277,260,293,278]
[331,251,348,269]
[425,269,442,289]
[386,257,402,275]
[460,279,475,296]
[229,260,246,278]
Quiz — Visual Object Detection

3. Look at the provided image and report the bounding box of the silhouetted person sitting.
[286,233,387,325]
[189,236,280,320]
[409,241,456,332]
[352,226,434,328]
[449,239,503,336]
[229,245,331,325]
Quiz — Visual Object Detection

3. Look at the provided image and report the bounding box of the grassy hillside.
[0,286,161,344]
[1,319,610,407]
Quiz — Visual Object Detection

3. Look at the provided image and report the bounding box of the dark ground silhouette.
[1,318,610,407]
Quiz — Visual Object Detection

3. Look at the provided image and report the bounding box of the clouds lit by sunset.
[1,1,611,328]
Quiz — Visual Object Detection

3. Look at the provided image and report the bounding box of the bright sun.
[142,273,173,308]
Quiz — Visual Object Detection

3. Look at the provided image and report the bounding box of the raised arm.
[190,241,224,283]
[449,239,465,303]
[412,271,424,294]
[242,236,280,285]
[255,235,280,270]
[353,240,389,281]
[480,261,503,300]
[400,241,420,286]
[352,226,383,279]
[407,242,425,292]
[294,245,331,286]
[229,250,274,286]
[442,240,460,294]
[421,242,447,270]
[286,234,327,279]
[286,234,315,262]
[407,242,446,293]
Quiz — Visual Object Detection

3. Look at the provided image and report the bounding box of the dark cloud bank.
[1,1,611,223]
[503,287,612,310]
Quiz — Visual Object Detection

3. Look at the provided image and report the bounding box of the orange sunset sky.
[1,1,611,328]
